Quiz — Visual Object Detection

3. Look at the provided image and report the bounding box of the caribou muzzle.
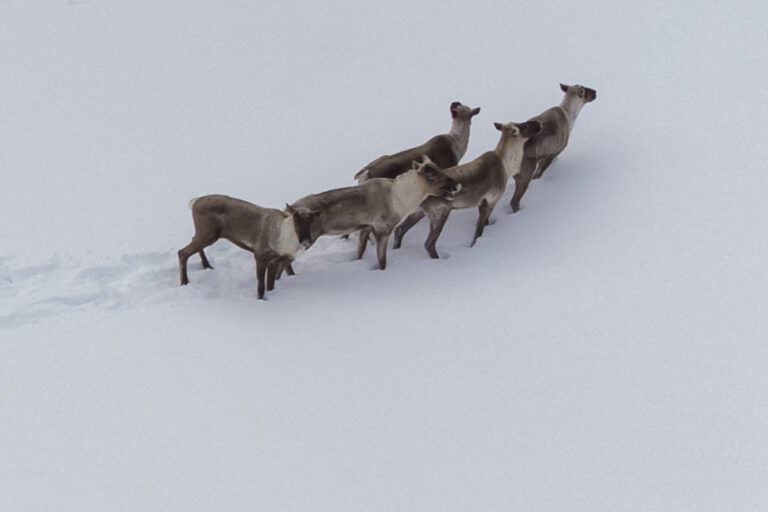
[442,180,462,199]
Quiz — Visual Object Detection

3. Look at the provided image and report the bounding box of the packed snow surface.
[2,1,767,511]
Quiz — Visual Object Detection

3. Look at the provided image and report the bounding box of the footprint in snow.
[0,249,181,329]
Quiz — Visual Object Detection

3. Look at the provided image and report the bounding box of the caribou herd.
[178,83,597,298]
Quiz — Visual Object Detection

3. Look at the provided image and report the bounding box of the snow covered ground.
[2,1,767,511]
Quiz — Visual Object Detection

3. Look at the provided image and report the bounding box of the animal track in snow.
[0,236,382,328]
[0,204,504,328]
[0,250,181,328]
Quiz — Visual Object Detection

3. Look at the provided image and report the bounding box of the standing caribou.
[352,101,480,251]
[178,195,316,299]
[394,120,542,258]
[354,101,481,183]
[292,158,459,270]
[176,84,597,300]
[510,83,596,212]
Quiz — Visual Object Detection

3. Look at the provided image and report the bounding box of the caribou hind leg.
[178,235,218,285]
[532,155,556,180]
[199,249,214,269]
[357,227,372,259]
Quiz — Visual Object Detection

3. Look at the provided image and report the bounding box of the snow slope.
[2,1,767,511]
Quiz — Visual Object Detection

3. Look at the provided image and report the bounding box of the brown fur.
[394,121,541,258]
[178,195,316,299]
[293,159,459,270]
[353,101,480,182]
[510,83,596,212]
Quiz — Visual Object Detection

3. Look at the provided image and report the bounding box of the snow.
[2,1,768,511]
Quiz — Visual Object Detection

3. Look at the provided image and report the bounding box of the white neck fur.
[390,171,434,218]
[560,96,587,135]
[447,117,472,161]
[276,214,301,256]
[496,132,529,178]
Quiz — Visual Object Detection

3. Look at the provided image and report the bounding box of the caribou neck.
[495,134,527,178]
[560,96,587,134]
[447,117,472,161]
[275,214,300,256]
[390,172,432,218]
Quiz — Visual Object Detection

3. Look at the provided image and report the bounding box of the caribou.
[292,158,460,270]
[354,101,481,183]
[394,121,541,258]
[510,83,596,212]
[178,195,316,299]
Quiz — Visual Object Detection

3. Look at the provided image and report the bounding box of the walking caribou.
[178,195,317,299]
[292,157,460,270]
[352,101,480,251]
[393,120,541,258]
[510,83,596,212]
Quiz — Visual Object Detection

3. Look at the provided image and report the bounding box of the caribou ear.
[560,83,569,93]
[471,107,481,116]
[421,155,433,165]
[521,121,542,136]
[494,122,504,131]
[285,203,296,214]
[411,160,421,170]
